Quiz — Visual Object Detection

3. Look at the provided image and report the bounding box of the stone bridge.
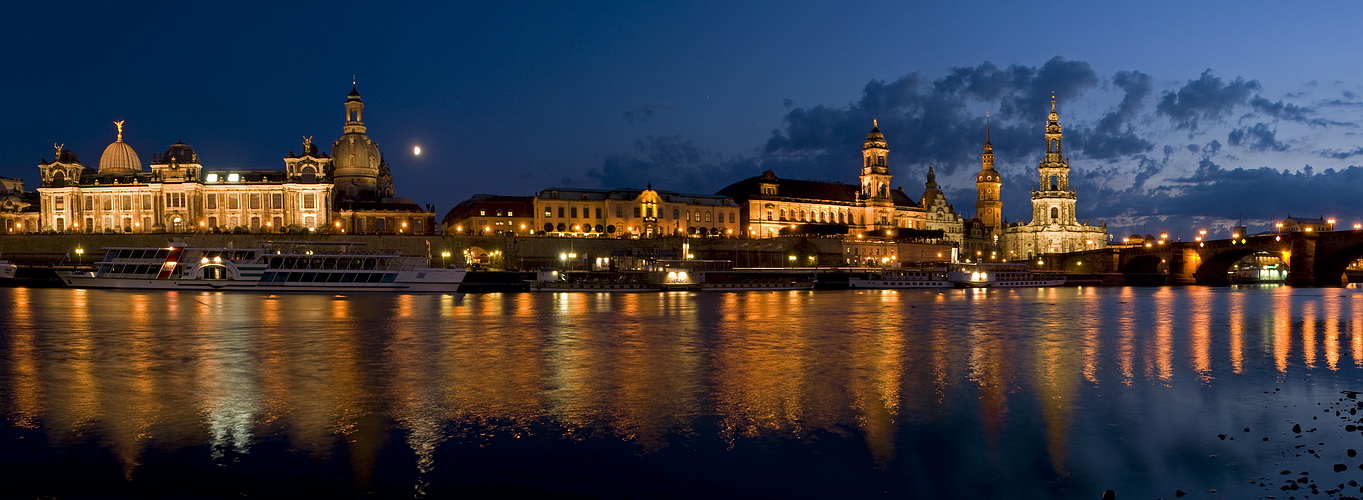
[1048,230,1363,286]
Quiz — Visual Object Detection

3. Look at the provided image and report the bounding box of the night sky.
[5,1,1362,239]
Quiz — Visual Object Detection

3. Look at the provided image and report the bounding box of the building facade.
[717,122,928,238]
[33,87,433,235]
[920,165,964,245]
[533,186,740,238]
[442,194,536,236]
[0,177,39,234]
[1000,96,1108,259]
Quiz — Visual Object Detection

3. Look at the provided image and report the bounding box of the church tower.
[859,119,892,201]
[975,111,1003,234]
[331,83,387,203]
[1030,93,1078,226]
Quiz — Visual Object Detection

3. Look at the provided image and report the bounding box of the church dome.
[864,120,887,149]
[99,140,142,174]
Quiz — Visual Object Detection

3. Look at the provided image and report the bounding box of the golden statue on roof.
[114,120,125,142]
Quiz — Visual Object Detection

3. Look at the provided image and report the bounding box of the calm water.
[3,286,1363,498]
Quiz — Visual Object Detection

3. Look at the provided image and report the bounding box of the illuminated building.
[533,186,740,238]
[441,195,536,235]
[717,121,929,238]
[33,86,434,235]
[919,165,964,245]
[1278,216,1334,233]
[0,177,39,233]
[1000,96,1108,258]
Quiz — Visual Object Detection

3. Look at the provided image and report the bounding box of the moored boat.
[0,260,15,280]
[61,241,466,292]
[947,263,1065,288]
[848,267,951,289]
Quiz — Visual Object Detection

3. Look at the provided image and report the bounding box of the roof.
[715,172,919,208]
[537,187,739,207]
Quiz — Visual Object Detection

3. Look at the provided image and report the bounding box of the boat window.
[323,258,336,269]
[286,273,301,282]
[341,273,356,283]
[283,257,297,269]
[301,272,317,282]
[327,272,343,283]
[382,273,396,283]
[363,259,376,270]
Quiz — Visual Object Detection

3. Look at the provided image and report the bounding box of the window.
[705,212,712,222]
[686,211,691,222]
[479,210,486,216]
[54,196,64,211]
[250,193,261,210]
[544,208,552,217]
[165,193,186,208]
[271,193,283,209]
[507,210,514,217]
[121,195,131,210]
[206,193,217,209]
[633,207,640,217]
[616,206,623,217]
[304,215,315,228]
[495,209,503,216]
[229,194,240,209]
[303,194,315,209]
[1050,207,1059,220]
[250,216,261,231]
[558,207,564,218]
[779,209,785,220]
[142,194,152,210]
[595,207,602,219]
[208,216,217,228]
[101,196,112,210]
[729,213,735,223]
[570,207,578,218]
[272,216,282,230]
[84,196,93,211]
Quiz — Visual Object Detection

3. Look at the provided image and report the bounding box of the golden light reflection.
[1189,289,1212,383]
[1116,288,1136,385]
[1151,289,1174,382]
[1301,302,1317,369]
[1228,292,1245,374]
[1324,297,1341,371]
[1272,290,1293,374]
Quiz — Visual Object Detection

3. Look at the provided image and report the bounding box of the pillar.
[1286,232,1317,287]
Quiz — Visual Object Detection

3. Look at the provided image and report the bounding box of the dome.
[864,120,887,149]
[99,141,142,174]
[158,140,198,164]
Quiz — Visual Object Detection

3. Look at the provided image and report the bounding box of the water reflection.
[4,287,1363,497]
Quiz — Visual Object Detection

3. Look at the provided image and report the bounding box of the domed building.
[32,86,434,235]
[97,121,142,175]
[716,120,930,239]
[328,84,430,235]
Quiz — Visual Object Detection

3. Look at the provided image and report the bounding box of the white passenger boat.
[947,263,1065,288]
[848,268,951,289]
[0,260,16,280]
[61,241,466,292]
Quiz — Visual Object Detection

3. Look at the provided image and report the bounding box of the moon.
[413,145,422,156]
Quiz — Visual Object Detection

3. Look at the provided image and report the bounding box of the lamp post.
[75,247,84,267]
[440,250,451,268]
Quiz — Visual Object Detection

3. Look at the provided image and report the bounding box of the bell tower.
[859,119,892,201]
[1031,93,1078,226]
[975,111,1003,234]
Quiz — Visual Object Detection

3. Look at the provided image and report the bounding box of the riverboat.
[527,269,659,292]
[61,241,466,292]
[947,263,1066,288]
[1231,265,1287,284]
[847,268,951,289]
[0,260,15,280]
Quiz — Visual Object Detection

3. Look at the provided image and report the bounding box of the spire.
[984,110,991,145]
[926,164,937,184]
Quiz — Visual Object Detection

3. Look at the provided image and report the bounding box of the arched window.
[1050,207,1059,220]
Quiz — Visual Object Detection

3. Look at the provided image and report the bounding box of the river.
[2,286,1362,498]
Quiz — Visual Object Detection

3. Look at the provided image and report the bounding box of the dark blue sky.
[5,1,1362,238]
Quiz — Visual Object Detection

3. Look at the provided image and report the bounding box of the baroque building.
[0,177,39,234]
[717,121,928,238]
[33,86,434,235]
[1000,96,1107,259]
[919,165,964,245]
[533,186,740,238]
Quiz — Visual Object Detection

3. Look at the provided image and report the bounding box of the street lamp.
[440,250,451,268]
[75,247,84,267]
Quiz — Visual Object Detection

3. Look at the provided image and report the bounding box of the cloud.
[621,104,678,124]
[587,136,738,193]
[1156,69,1260,130]
[1227,123,1289,151]
[1319,146,1363,159]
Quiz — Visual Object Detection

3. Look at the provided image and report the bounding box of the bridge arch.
[1313,242,1363,286]
[1193,248,1271,285]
